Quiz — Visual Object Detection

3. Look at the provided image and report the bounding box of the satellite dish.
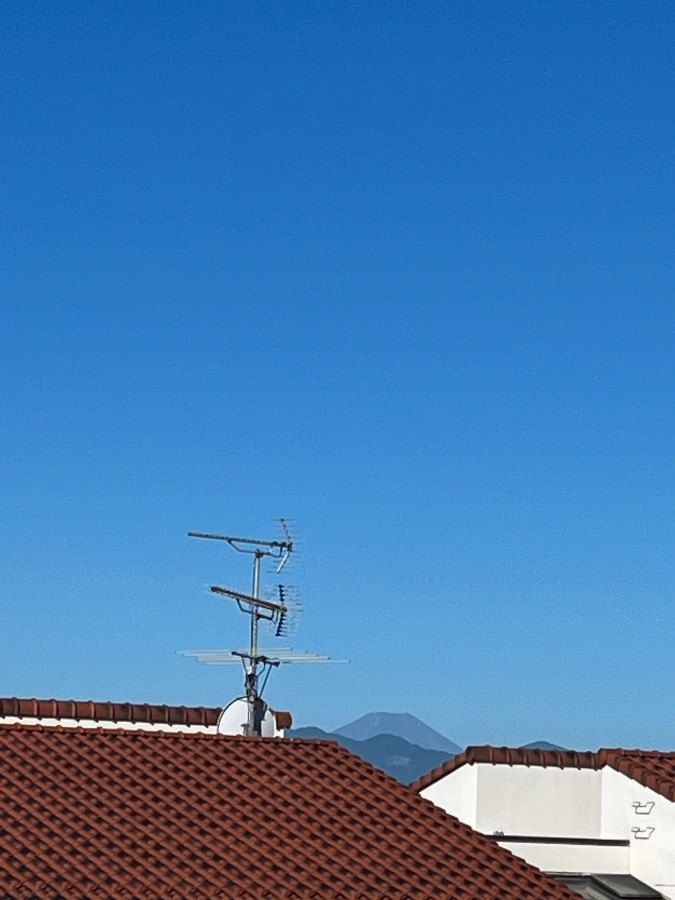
[217,696,278,737]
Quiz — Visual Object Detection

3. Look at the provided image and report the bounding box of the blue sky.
[1,2,673,750]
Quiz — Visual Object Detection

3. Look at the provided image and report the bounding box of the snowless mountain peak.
[334,712,461,756]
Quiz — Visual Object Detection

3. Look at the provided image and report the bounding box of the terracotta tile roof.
[602,749,675,802]
[0,724,576,899]
[0,696,292,731]
[411,744,675,802]
[411,745,600,791]
[0,695,220,726]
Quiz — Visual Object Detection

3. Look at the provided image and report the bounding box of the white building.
[412,745,675,899]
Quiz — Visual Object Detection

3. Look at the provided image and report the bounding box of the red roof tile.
[0,695,221,726]
[411,744,675,802]
[601,749,675,802]
[0,724,575,899]
[411,745,601,791]
[0,696,292,731]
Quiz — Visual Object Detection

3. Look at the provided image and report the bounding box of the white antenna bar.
[252,648,339,661]
[180,648,342,665]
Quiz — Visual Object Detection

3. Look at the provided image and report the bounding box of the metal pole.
[246,550,262,735]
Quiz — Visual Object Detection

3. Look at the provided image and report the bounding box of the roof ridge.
[412,744,675,801]
[599,747,675,756]
[0,695,292,731]
[600,748,675,802]
[410,744,603,792]
[0,695,221,726]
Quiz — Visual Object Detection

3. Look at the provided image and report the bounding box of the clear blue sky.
[1,2,673,750]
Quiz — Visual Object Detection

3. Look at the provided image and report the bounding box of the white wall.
[498,840,628,875]
[421,763,478,829]
[475,764,604,838]
[0,715,216,733]
[420,761,675,895]
[601,767,675,899]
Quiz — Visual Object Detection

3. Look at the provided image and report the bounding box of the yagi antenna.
[209,585,287,617]
[187,517,293,568]
[184,520,342,737]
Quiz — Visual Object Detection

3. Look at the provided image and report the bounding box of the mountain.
[334,712,461,756]
[289,726,333,740]
[289,719,566,782]
[287,725,452,784]
[520,741,566,751]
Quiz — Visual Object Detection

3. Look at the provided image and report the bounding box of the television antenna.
[184,520,341,736]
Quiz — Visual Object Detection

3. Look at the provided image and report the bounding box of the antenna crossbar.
[210,585,287,615]
[188,531,292,556]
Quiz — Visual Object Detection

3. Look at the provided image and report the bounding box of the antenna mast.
[187,520,294,736]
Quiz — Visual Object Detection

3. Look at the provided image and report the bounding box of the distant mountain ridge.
[288,712,461,783]
[288,712,565,783]
[334,712,461,756]
[520,741,566,751]
[288,725,452,784]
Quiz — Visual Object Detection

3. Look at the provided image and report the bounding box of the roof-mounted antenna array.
[183,519,340,737]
